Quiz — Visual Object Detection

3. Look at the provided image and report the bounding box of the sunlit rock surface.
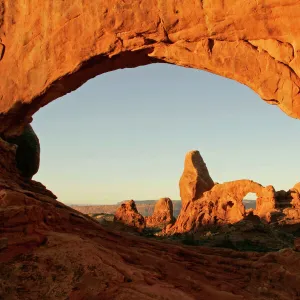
[1,1,300,299]
[145,198,175,228]
[2,1,300,136]
[179,150,214,207]
[114,200,146,231]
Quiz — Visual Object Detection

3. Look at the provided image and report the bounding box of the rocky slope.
[1,186,300,300]
[0,140,299,300]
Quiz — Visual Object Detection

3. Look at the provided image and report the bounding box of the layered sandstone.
[2,1,300,136]
[114,200,145,231]
[179,150,214,207]
[145,198,174,228]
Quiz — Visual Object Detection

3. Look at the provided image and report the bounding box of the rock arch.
[1,1,300,137]
[167,180,276,233]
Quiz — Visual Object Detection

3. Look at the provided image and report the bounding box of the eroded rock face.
[168,180,277,234]
[255,185,277,218]
[179,150,214,207]
[114,200,145,231]
[168,151,281,234]
[274,184,300,225]
[275,185,300,210]
[1,1,300,136]
[145,198,174,228]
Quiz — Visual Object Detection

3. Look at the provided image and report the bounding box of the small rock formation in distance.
[114,200,145,231]
[145,198,175,229]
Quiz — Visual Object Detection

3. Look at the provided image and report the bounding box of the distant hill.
[72,200,182,217]
[72,199,256,217]
[243,199,256,209]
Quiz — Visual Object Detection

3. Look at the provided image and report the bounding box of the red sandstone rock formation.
[145,198,174,228]
[290,183,300,209]
[293,182,300,193]
[275,184,300,205]
[1,177,300,300]
[255,185,277,219]
[168,150,300,234]
[168,180,277,234]
[2,1,300,136]
[2,3,300,299]
[274,184,300,225]
[114,200,145,231]
[179,150,214,207]
[1,138,300,299]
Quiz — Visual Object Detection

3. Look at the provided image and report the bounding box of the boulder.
[114,200,145,231]
[6,124,40,179]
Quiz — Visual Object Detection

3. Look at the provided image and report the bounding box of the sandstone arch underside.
[1,1,300,136]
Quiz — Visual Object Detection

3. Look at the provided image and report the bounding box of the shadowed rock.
[6,124,40,179]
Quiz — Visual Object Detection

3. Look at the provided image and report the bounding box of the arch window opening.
[29,63,300,209]
[242,192,257,211]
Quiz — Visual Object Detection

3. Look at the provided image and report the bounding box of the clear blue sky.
[32,63,300,205]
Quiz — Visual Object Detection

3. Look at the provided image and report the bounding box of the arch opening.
[23,63,300,207]
[243,192,257,211]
